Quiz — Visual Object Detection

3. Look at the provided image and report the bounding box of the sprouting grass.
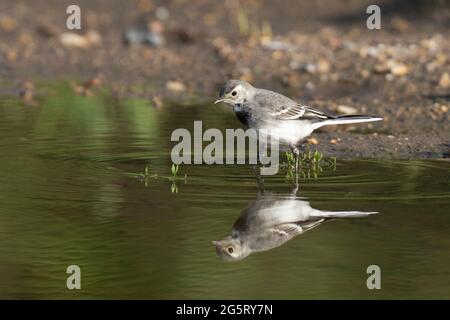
[284,149,337,180]
[138,164,187,193]
[237,8,272,39]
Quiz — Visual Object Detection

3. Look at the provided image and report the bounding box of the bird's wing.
[247,223,303,252]
[270,223,303,237]
[254,89,331,120]
[298,218,325,233]
[273,105,331,120]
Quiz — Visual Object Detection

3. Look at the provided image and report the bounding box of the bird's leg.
[290,144,300,187]
[290,181,299,196]
[252,165,265,195]
[290,144,300,170]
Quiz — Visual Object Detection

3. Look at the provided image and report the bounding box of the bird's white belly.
[257,120,314,145]
[257,200,314,225]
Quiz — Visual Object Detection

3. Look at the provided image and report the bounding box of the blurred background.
[0,0,449,300]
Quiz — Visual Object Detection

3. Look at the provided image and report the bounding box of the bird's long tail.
[312,115,383,130]
[311,211,378,218]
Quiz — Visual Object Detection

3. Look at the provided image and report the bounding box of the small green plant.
[138,164,187,193]
[284,148,337,181]
[171,164,179,178]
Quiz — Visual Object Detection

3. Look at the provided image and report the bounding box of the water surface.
[0,83,449,299]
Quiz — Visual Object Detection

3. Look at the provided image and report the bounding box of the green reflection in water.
[0,82,449,299]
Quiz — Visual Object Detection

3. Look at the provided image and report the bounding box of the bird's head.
[212,235,250,261]
[214,79,254,106]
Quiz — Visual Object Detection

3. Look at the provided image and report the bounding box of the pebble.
[146,32,165,46]
[59,30,101,48]
[361,69,370,78]
[0,14,16,31]
[271,51,283,60]
[59,32,90,48]
[330,138,339,144]
[261,40,295,51]
[439,72,450,88]
[149,21,164,34]
[155,7,170,21]
[317,59,330,73]
[124,28,147,44]
[124,27,164,47]
[86,30,102,46]
[337,105,357,115]
[305,81,315,90]
[389,61,409,76]
[307,137,319,145]
[7,49,17,62]
[304,63,317,74]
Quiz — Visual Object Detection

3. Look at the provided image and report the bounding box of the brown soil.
[0,0,449,159]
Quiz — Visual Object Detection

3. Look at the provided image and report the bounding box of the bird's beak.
[212,240,218,246]
[214,98,224,104]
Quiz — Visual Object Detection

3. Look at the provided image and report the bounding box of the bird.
[213,192,377,261]
[214,79,383,158]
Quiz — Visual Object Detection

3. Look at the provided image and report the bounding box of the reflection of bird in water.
[214,191,377,261]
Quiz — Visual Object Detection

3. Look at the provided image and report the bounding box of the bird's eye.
[228,247,234,254]
[231,91,237,96]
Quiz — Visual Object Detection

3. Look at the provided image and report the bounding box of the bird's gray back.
[252,89,300,116]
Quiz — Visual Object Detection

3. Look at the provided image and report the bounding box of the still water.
[0,83,449,299]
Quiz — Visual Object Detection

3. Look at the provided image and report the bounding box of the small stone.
[138,0,153,12]
[166,81,186,93]
[307,137,319,145]
[317,59,330,73]
[59,32,90,48]
[330,139,338,144]
[439,72,450,88]
[337,105,357,115]
[271,50,283,60]
[124,28,147,44]
[146,32,165,46]
[440,105,448,113]
[7,49,17,62]
[149,21,164,34]
[361,69,370,78]
[0,15,16,31]
[389,62,409,76]
[305,81,315,90]
[85,30,102,46]
[155,7,170,21]
[289,60,300,70]
[304,63,317,74]
[59,31,101,48]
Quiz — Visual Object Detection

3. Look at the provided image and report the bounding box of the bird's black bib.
[234,103,250,127]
